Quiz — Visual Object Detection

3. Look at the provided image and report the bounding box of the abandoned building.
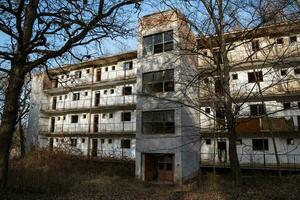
[28,9,300,184]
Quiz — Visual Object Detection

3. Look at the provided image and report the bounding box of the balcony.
[200,116,300,137]
[43,68,137,92]
[39,122,136,135]
[41,95,137,113]
[200,153,300,170]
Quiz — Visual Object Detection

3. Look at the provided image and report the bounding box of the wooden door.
[157,154,174,183]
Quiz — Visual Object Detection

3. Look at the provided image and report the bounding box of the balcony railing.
[200,116,300,134]
[39,122,136,133]
[41,95,136,111]
[45,68,136,90]
[200,153,300,169]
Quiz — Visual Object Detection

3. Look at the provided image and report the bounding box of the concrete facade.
[28,9,300,184]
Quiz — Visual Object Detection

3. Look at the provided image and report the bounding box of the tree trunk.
[228,125,242,186]
[0,66,25,188]
[19,121,26,158]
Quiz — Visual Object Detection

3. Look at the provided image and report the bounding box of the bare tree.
[0,0,141,188]
[157,0,300,186]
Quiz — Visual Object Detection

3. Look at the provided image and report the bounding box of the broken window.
[109,113,113,118]
[121,139,131,149]
[72,93,80,101]
[71,115,79,123]
[205,107,211,114]
[205,139,211,145]
[75,71,82,78]
[252,139,268,151]
[142,69,174,93]
[250,104,265,116]
[121,112,131,121]
[70,138,77,147]
[283,102,291,110]
[142,110,175,134]
[287,138,294,145]
[290,36,297,43]
[232,74,238,80]
[281,69,287,76]
[251,40,260,52]
[276,37,284,44]
[248,71,263,83]
[124,61,133,70]
[110,89,114,94]
[122,86,132,95]
[143,30,173,55]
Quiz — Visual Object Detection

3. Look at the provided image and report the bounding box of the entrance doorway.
[92,139,98,157]
[49,138,54,149]
[93,115,99,133]
[50,117,55,132]
[95,92,100,107]
[217,141,227,163]
[52,97,57,110]
[144,154,174,183]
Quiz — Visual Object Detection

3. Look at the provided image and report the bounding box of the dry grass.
[1,150,300,200]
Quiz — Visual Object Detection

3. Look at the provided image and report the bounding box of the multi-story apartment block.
[28,9,300,184]
[28,51,137,159]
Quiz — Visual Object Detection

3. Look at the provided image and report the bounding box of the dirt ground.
[1,150,300,200]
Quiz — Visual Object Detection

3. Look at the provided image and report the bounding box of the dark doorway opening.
[95,93,100,107]
[217,141,227,163]
[50,117,55,132]
[93,115,99,133]
[92,139,98,157]
[144,153,174,183]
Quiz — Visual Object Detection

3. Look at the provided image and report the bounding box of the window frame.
[121,139,131,149]
[71,115,79,123]
[142,110,175,135]
[142,69,174,94]
[252,139,269,151]
[121,112,131,122]
[248,71,263,83]
[143,30,174,56]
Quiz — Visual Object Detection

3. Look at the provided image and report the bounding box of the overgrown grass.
[1,150,300,200]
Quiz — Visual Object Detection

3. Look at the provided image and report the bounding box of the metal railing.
[200,152,300,169]
[41,95,136,111]
[47,68,136,90]
[39,122,136,133]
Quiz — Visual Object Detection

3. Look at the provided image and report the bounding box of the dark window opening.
[276,38,284,44]
[232,74,238,80]
[248,71,263,83]
[112,66,115,70]
[205,107,211,114]
[205,139,211,145]
[121,112,131,121]
[71,115,79,123]
[121,139,131,149]
[108,139,112,144]
[110,89,114,94]
[252,40,260,52]
[236,139,242,145]
[290,36,297,43]
[86,69,90,74]
[295,68,300,75]
[82,138,85,143]
[96,69,101,81]
[109,113,113,118]
[142,110,175,134]
[101,139,105,144]
[287,138,294,145]
[283,102,291,110]
[70,138,77,147]
[124,61,133,70]
[122,86,132,95]
[143,30,173,55]
[83,114,86,119]
[142,69,174,93]
[72,93,80,101]
[105,67,108,72]
[281,69,287,76]
[250,104,265,116]
[75,71,81,78]
[85,91,88,96]
[252,139,268,151]
[298,102,300,109]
